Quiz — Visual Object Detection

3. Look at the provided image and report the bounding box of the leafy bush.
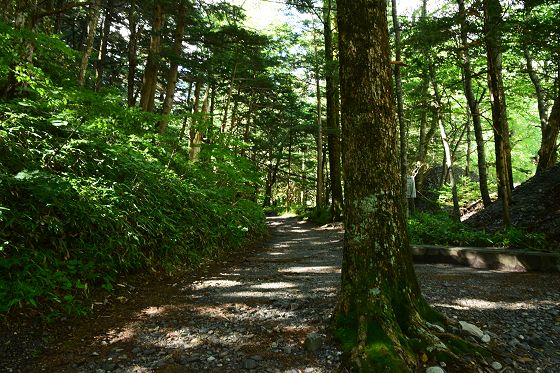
[408,212,546,250]
[0,80,266,316]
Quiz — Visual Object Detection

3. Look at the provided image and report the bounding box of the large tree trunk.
[484,0,512,227]
[139,1,163,112]
[78,0,101,87]
[391,0,407,204]
[323,0,343,221]
[335,0,452,370]
[158,1,186,135]
[458,0,492,206]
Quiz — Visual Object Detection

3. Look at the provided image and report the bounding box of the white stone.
[491,361,503,370]
[481,334,491,343]
[426,366,446,373]
[459,321,484,339]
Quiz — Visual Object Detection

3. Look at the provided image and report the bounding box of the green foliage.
[0,67,266,317]
[408,212,547,250]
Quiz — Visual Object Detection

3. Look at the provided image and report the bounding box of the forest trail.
[4,217,560,372]
[33,216,345,372]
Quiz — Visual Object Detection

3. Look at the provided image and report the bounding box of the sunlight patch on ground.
[192,279,243,290]
[433,299,540,311]
[224,291,303,299]
[143,306,166,316]
[279,266,340,274]
[289,228,311,233]
[251,281,297,290]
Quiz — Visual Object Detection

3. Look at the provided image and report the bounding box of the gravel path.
[6,216,559,372]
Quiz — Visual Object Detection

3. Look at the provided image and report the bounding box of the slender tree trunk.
[139,1,163,112]
[287,131,293,209]
[78,0,101,87]
[428,61,460,218]
[95,0,114,91]
[158,1,186,135]
[189,86,209,162]
[314,38,324,211]
[458,0,491,206]
[323,0,343,221]
[391,0,407,202]
[335,1,453,370]
[221,62,238,133]
[484,0,512,227]
[127,0,139,107]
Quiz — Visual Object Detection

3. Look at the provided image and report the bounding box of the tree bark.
[335,0,451,370]
[428,60,460,219]
[391,0,407,204]
[537,87,560,172]
[95,0,114,91]
[323,0,343,221]
[158,1,186,135]
[139,1,163,112]
[127,0,139,107]
[189,86,209,162]
[314,35,324,211]
[484,0,512,227]
[458,0,492,207]
[78,0,101,87]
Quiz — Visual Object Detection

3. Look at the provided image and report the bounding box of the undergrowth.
[0,33,266,317]
[408,212,547,250]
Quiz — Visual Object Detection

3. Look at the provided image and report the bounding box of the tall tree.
[158,1,187,134]
[484,0,513,227]
[335,0,451,370]
[457,0,492,207]
[323,0,343,221]
[391,0,407,203]
[127,0,139,107]
[95,0,114,91]
[314,29,324,211]
[139,1,164,112]
[78,0,101,86]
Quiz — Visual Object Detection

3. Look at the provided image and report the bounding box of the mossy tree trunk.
[335,0,451,370]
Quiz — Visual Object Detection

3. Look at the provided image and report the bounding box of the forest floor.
[2,216,560,372]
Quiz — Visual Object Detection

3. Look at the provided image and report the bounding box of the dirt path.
[3,216,560,372]
[34,216,345,372]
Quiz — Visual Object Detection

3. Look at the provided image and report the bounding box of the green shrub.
[408,212,546,250]
[0,83,266,317]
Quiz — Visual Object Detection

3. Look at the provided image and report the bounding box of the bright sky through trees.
[230,0,436,32]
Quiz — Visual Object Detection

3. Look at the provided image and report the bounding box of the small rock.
[491,361,503,370]
[481,334,491,343]
[305,368,314,373]
[426,366,446,373]
[304,332,323,353]
[207,356,216,362]
[459,321,484,339]
[243,358,258,369]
